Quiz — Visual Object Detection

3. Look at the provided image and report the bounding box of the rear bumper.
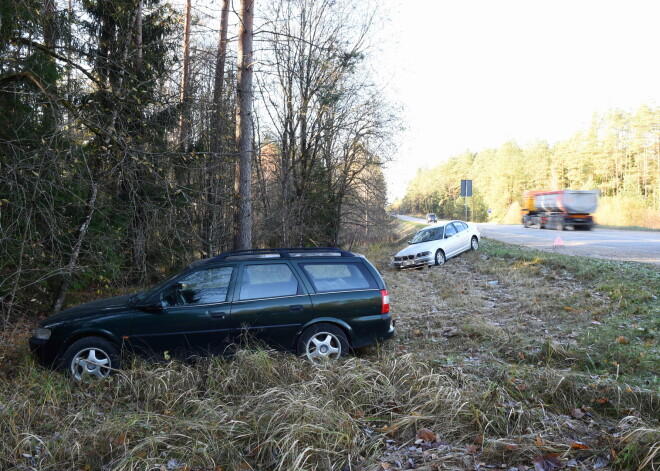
[349,313,395,348]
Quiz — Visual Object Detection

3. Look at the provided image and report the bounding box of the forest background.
[0,0,395,325]
[393,105,660,228]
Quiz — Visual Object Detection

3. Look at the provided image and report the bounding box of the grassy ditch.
[0,228,658,470]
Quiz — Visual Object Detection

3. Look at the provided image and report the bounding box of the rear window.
[299,262,377,293]
[239,264,300,300]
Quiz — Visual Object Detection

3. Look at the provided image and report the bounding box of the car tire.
[471,236,479,251]
[298,323,349,364]
[62,337,120,380]
[434,249,445,266]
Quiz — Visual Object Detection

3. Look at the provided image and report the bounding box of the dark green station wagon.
[29,248,394,379]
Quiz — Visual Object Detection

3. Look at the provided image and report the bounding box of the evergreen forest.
[0,0,395,323]
[394,106,660,228]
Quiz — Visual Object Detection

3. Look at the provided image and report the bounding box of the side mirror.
[407,240,412,245]
[138,301,164,313]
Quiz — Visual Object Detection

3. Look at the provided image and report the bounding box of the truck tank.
[535,190,599,214]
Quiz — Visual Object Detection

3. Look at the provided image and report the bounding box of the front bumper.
[29,337,61,367]
[393,253,433,269]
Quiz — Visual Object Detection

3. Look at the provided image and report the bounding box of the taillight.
[381,289,390,314]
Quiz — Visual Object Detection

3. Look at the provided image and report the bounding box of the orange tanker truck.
[521,190,599,230]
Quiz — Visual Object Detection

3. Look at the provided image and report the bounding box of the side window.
[162,266,233,306]
[444,224,457,238]
[454,222,467,232]
[300,262,377,293]
[239,264,300,301]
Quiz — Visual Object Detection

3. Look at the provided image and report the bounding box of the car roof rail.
[211,247,355,261]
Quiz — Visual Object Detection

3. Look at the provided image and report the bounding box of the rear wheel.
[435,249,446,266]
[62,337,120,380]
[298,323,349,364]
[471,236,479,251]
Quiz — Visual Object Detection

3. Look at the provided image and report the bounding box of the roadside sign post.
[460,179,472,221]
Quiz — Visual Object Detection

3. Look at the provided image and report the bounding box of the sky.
[374,0,660,201]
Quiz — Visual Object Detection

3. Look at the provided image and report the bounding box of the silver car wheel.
[305,332,342,363]
[435,249,445,266]
[70,347,112,379]
[471,237,479,251]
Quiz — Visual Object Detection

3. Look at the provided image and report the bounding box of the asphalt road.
[395,215,660,265]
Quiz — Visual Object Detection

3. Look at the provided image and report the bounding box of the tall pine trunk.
[203,0,230,256]
[234,0,254,250]
[178,0,192,153]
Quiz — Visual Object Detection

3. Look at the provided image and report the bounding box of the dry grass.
[1,226,658,470]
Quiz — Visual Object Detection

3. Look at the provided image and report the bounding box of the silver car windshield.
[410,225,444,244]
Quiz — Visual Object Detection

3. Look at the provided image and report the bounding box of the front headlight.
[417,251,431,257]
[32,328,51,340]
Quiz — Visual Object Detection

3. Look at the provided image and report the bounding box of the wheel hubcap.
[306,333,341,363]
[71,348,111,380]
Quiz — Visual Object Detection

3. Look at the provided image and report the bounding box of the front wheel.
[298,323,349,364]
[62,337,120,380]
[471,236,479,251]
[435,249,446,266]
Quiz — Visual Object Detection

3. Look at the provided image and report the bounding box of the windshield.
[410,225,444,244]
[131,270,184,304]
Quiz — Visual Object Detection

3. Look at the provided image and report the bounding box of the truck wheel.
[557,219,564,231]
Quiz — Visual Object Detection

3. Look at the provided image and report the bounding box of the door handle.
[289,304,304,313]
[208,310,227,319]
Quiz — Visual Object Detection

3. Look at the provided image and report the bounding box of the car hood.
[396,240,439,257]
[41,294,134,326]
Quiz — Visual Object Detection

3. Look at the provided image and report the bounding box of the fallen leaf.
[505,443,519,451]
[616,336,629,344]
[416,428,436,442]
[596,397,610,405]
[533,454,562,471]
[570,408,585,419]
[571,441,589,450]
[465,444,479,454]
[534,435,545,446]
[473,434,484,445]
[352,409,364,419]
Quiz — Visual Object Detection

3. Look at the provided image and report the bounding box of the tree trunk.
[53,184,99,313]
[211,0,230,156]
[43,0,57,50]
[178,0,192,153]
[135,0,143,72]
[203,0,230,256]
[234,0,254,250]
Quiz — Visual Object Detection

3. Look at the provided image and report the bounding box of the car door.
[452,221,471,253]
[228,262,313,351]
[129,265,236,357]
[442,222,461,257]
